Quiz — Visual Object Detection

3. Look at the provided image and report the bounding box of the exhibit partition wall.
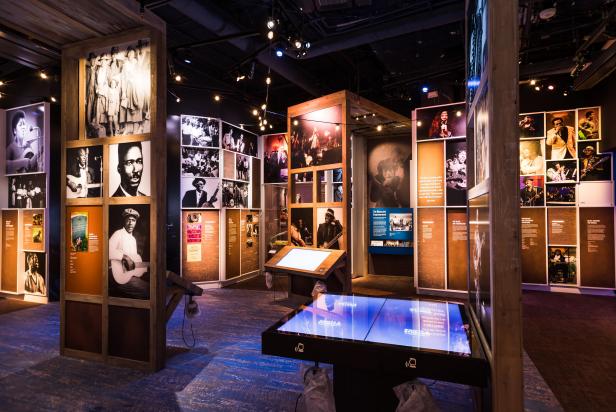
[413,102,468,293]
[0,103,51,303]
[465,0,523,409]
[179,115,262,287]
[60,27,167,371]
[519,107,616,291]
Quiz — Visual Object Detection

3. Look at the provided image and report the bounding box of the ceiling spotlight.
[261,104,267,110]
[372,113,376,117]
[266,76,271,85]
[175,74,182,82]
[252,109,258,116]
[275,49,284,58]
[534,86,540,91]
[40,71,48,79]
[539,7,557,20]
[456,111,462,117]
[267,19,275,30]
[529,79,537,86]
[50,96,57,103]
[260,125,266,131]
[547,85,555,90]
[293,119,299,126]
[259,116,262,120]
[305,42,311,49]
[267,30,274,40]
[184,58,192,64]
[417,121,423,127]
[563,91,568,96]
[236,75,246,82]
[301,51,307,57]
[263,119,268,125]
[214,94,221,101]
[0,80,4,86]
[0,92,3,99]
[176,97,181,103]
[421,86,428,93]
[376,125,383,132]
[294,40,302,49]
[269,124,273,129]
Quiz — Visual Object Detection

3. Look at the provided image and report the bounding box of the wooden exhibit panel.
[108,305,149,362]
[65,206,103,295]
[181,210,219,282]
[521,208,547,284]
[65,300,102,354]
[223,150,235,179]
[446,209,468,290]
[1,210,19,292]
[417,141,445,207]
[252,158,261,208]
[548,208,577,245]
[579,208,615,288]
[225,209,241,279]
[417,208,445,289]
[240,210,260,274]
[22,210,45,252]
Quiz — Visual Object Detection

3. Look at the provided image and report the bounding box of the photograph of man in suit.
[113,141,146,196]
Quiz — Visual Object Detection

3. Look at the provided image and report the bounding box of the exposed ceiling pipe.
[296,3,463,60]
[168,0,323,96]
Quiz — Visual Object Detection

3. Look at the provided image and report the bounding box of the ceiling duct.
[573,40,616,90]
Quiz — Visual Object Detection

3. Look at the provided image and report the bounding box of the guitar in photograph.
[110,259,150,285]
[66,174,102,198]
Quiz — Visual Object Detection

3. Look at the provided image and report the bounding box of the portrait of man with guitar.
[317,208,343,250]
[108,207,149,299]
[580,145,611,181]
[182,178,220,208]
[520,177,544,207]
[66,147,102,198]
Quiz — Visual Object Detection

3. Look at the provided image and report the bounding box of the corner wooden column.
[60,26,167,371]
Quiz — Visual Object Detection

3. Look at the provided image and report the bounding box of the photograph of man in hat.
[317,208,343,249]
[108,207,149,299]
[112,141,147,196]
[182,177,220,207]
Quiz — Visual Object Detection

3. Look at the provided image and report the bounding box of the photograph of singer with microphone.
[6,106,45,175]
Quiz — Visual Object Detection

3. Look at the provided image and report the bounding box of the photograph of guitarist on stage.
[108,206,150,299]
[520,176,544,207]
[316,207,344,250]
[580,145,611,181]
[66,146,102,198]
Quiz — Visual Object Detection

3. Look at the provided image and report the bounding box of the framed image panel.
[235,153,250,182]
[545,110,576,160]
[291,172,313,204]
[180,115,220,147]
[519,140,545,176]
[578,181,613,207]
[547,208,577,246]
[66,145,103,198]
[290,105,342,168]
[1,210,19,292]
[521,208,547,284]
[545,183,576,206]
[415,103,466,140]
[108,140,151,197]
[180,147,219,178]
[447,208,469,290]
[5,103,46,175]
[222,180,249,208]
[445,140,467,206]
[545,159,577,183]
[182,210,219,282]
[548,246,577,285]
[520,176,544,207]
[579,207,615,288]
[221,122,257,157]
[264,133,289,183]
[66,206,103,296]
[417,141,444,207]
[24,251,46,295]
[241,210,260,274]
[8,173,46,208]
[576,107,600,141]
[22,210,45,251]
[368,136,411,208]
[289,208,314,246]
[315,207,344,249]
[108,204,150,300]
[85,39,151,138]
[417,208,445,289]
[518,113,545,139]
[579,151,611,182]
[180,177,220,208]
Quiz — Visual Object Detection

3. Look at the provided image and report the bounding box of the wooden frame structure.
[60,26,167,371]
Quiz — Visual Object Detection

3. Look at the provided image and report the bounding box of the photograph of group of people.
[222,123,258,157]
[66,146,103,198]
[546,184,576,205]
[290,105,343,168]
[222,180,249,208]
[85,40,151,138]
[181,178,220,208]
[8,174,46,208]
[6,105,45,175]
[235,154,250,181]
[181,147,219,178]
[416,103,466,141]
[181,115,220,147]
[548,246,577,284]
[108,205,150,300]
[263,133,288,183]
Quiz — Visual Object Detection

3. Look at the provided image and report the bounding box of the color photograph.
[518,113,545,139]
[579,148,611,182]
[520,176,544,207]
[70,212,89,252]
[416,103,466,140]
[290,208,313,246]
[446,140,467,206]
[577,107,600,141]
[546,160,578,183]
[290,105,342,168]
[548,246,577,284]
[519,140,545,176]
[546,184,576,206]
[546,110,576,160]
[316,207,343,249]
[263,133,288,183]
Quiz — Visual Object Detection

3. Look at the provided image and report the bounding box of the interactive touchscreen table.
[262,294,489,410]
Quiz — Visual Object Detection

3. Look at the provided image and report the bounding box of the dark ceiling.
[0,0,615,122]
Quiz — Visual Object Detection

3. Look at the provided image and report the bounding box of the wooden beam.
[101,0,166,35]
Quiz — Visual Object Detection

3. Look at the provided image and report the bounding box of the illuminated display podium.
[262,294,488,410]
[264,245,349,300]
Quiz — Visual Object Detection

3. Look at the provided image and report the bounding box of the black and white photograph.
[8,174,46,208]
[6,104,45,175]
[181,177,221,208]
[367,136,411,208]
[290,105,343,168]
[518,113,545,139]
[264,133,288,183]
[221,123,258,157]
[181,115,220,147]
[24,252,46,295]
[416,103,466,140]
[290,208,313,246]
[316,207,343,249]
[66,146,103,198]
[85,39,151,138]
[108,205,150,300]
[546,110,576,160]
[235,153,251,181]
[108,141,151,197]
[474,88,490,184]
[546,160,578,183]
[390,213,412,232]
[577,107,600,141]
[520,176,544,207]
[579,147,611,182]
[181,147,219,177]
[519,140,545,176]
[446,140,467,206]
[546,184,576,206]
[548,246,577,285]
[222,180,249,208]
